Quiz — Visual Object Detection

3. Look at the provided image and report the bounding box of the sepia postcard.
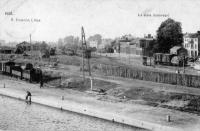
[0,0,200,131]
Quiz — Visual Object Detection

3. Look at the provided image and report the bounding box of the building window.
[191,43,194,49]
[191,51,194,57]
[188,50,190,57]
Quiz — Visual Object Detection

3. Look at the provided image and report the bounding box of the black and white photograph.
[0,0,200,131]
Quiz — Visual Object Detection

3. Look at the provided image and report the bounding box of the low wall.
[95,64,200,88]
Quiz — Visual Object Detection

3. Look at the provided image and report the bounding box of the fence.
[95,64,200,88]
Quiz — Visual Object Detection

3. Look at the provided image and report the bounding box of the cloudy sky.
[0,0,200,42]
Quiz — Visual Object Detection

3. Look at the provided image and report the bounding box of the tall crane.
[81,27,91,81]
[81,27,86,80]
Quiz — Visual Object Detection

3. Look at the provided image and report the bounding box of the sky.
[0,0,200,43]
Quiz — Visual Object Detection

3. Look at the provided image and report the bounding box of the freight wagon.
[153,53,187,66]
[0,61,42,83]
[4,61,15,75]
[11,65,23,79]
[0,61,6,72]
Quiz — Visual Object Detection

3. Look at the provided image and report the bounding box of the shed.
[0,46,15,54]
[170,46,187,56]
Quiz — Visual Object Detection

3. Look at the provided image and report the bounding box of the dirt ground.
[40,68,200,115]
[115,86,200,114]
[4,53,200,115]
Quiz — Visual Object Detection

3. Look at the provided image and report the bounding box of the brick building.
[119,34,155,56]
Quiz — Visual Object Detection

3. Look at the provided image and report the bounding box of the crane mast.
[81,27,91,81]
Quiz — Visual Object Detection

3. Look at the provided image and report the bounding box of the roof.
[120,41,130,45]
[0,46,15,50]
[170,46,187,55]
[140,38,154,41]
[184,33,200,38]
[17,41,30,46]
[170,46,182,51]
[130,38,140,45]
[130,44,136,48]
[120,43,129,48]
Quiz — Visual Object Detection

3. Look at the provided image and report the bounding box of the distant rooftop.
[170,46,184,52]
[130,38,140,45]
[0,46,15,50]
[144,34,153,39]
[184,31,200,38]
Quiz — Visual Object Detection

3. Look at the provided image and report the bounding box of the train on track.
[0,61,42,83]
[153,53,187,66]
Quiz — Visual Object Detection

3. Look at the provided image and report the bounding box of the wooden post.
[166,115,171,122]
[90,77,93,90]
[61,96,64,100]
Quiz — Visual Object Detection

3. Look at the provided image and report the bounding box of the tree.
[64,36,74,45]
[155,18,183,53]
[146,39,157,56]
[58,36,81,54]
[104,44,114,53]
[40,41,49,53]
[15,46,24,54]
[58,38,64,48]
[88,34,102,45]
[43,49,50,58]
[64,36,80,53]
[50,48,56,55]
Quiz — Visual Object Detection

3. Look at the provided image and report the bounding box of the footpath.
[0,79,200,131]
